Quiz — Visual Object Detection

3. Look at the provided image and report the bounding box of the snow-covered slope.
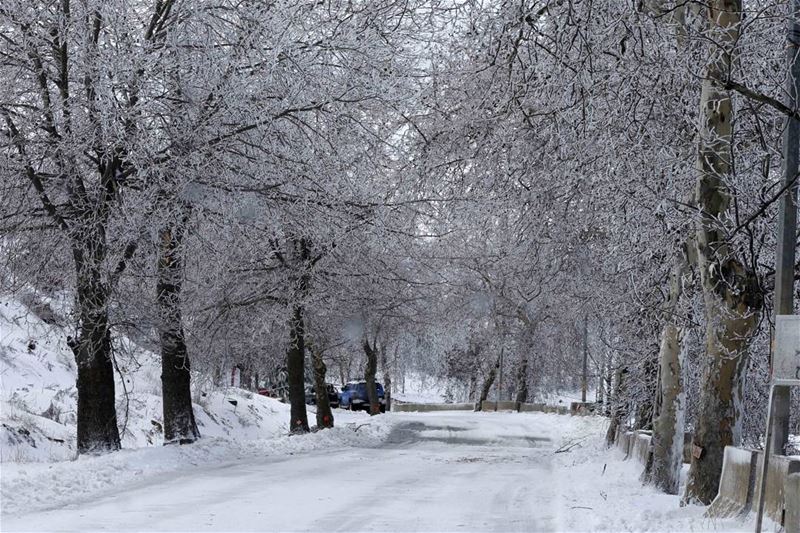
[0,293,291,463]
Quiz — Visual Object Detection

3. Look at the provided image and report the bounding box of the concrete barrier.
[785,473,800,533]
[614,429,633,456]
[391,403,474,412]
[570,402,596,415]
[707,447,800,527]
[480,400,519,411]
[632,431,652,466]
[707,446,758,518]
[395,401,574,415]
[519,403,547,413]
[752,451,800,527]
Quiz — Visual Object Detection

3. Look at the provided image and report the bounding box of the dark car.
[305,383,340,408]
[339,381,385,412]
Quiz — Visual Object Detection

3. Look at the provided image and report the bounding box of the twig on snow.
[554,435,590,454]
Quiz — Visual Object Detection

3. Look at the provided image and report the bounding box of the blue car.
[339,381,386,412]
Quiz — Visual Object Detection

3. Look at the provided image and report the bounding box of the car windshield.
[354,383,383,394]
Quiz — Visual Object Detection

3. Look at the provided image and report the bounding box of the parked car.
[257,388,273,397]
[305,383,340,408]
[339,381,385,412]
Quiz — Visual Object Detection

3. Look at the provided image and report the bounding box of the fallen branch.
[555,435,590,454]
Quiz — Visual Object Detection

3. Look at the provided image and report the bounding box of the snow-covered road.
[1,411,752,532]
[2,412,570,532]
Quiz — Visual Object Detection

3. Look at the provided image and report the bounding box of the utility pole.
[756,7,800,533]
[769,4,800,457]
[581,315,588,403]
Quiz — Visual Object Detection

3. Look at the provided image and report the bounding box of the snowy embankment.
[0,293,297,463]
[552,422,755,532]
[1,417,389,517]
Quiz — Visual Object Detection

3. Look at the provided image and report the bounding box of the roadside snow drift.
[0,293,290,463]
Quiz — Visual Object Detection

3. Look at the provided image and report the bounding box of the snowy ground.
[1,410,757,532]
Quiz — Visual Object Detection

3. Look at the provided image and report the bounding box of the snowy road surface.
[1,411,750,532]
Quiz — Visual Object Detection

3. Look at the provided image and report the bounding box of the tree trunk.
[647,260,689,493]
[310,344,333,429]
[475,355,500,411]
[71,232,121,455]
[581,315,588,403]
[605,364,627,447]
[648,324,686,493]
[381,346,393,412]
[635,355,658,430]
[157,222,199,445]
[597,351,606,406]
[338,362,347,390]
[515,355,529,404]
[683,0,763,505]
[363,338,380,415]
[287,304,309,433]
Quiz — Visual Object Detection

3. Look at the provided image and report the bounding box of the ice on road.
[1,411,749,532]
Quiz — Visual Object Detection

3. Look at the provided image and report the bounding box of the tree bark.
[71,228,121,455]
[605,364,627,447]
[635,356,658,430]
[647,259,689,493]
[287,304,309,433]
[683,0,763,505]
[157,220,200,445]
[475,354,500,411]
[363,338,380,415]
[310,343,333,429]
[515,355,529,404]
[287,237,312,433]
[381,346,393,411]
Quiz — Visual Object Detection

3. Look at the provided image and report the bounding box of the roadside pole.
[769,0,800,458]
[756,6,800,530]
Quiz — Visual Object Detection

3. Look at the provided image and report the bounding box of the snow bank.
[1,293,306,463]
[551,417,759,532]
[1,415,390,517]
